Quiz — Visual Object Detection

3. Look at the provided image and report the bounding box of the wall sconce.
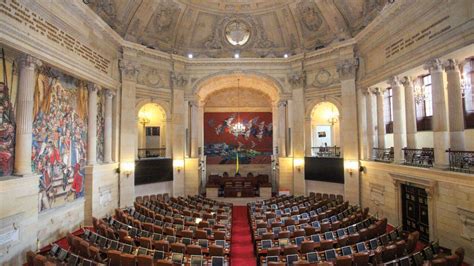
[173,159,184,173]
[294,158,304,172]
[345,160,358,176]
[121,162,135,177]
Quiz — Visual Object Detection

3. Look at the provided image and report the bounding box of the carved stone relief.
[311,68,335,88]
[458,207,474,242]
[137,66,164,88]
[297,1,323,33]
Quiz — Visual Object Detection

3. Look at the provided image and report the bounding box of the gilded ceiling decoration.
[88,0,387,58]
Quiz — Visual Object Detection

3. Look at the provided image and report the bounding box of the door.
[401,184,429,242]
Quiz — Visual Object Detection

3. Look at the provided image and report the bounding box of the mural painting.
[0,56,17,176]
[96,89,105,163]
[33,66,88,212]
[204,112,272,164]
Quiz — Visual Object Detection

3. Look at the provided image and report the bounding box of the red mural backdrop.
[204,112,273,164]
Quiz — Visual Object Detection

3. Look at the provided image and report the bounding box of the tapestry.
[0,57,17,176]
[96,89,105,163]
[33,66,88,212]
[204,112,273,164]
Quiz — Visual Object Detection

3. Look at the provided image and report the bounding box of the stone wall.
[360,161,474,264]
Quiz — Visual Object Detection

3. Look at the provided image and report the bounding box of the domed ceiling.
[89,0,387,58]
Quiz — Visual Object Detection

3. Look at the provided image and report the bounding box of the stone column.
[290,75,306,195]
[389,76,407,163]
[171,72,188,197]
[197,102,204,157]
[304,116,312,157]
[445,59,465,150]
[424,58,449,168]
[357,88,368,160]
[118,59,139,207]
[272,102,279,156]
[364,88,376,160]
[401,77,417,148]
[374,87,386,149]
[165,119,172,157]
[190,101,199,158]
[14,54,42,175]
[337,58,360,205]
[103,89,114,163]
[278,100,287,157]
[87,83,98,165]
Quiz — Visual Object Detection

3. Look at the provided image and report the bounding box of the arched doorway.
[137,103,168,159]
[193,72,283,194]
[310,101,341,156]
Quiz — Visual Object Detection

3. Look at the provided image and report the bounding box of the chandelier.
[138,109,151,126]
[327,106,339,126]
[461,77,470,98]
[413,82,427,104]
[230,79,246,135]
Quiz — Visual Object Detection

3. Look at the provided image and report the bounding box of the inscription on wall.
[385,16,451,59]
[0,0,110,74]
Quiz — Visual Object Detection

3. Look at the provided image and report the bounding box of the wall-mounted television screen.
[135,158,173,185]
[304,157,344,184]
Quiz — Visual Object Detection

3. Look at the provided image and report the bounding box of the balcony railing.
[372,147,394,163]
[138,148,167,159]
[311,146,341,158]
[402,148,434,168]
[447,149,474,174]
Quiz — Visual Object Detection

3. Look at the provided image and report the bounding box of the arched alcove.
[310,101,341,155]
[136,103,168,158]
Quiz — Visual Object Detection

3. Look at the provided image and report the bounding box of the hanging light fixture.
[231,78,246,135]
[413,80,427,104]
[327,105,339,126]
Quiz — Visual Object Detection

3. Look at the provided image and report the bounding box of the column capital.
[373,87,386,95]
[87,83,100,93]
[171,72,188,88]
[119,59,140,81]
[288,71,306,88]
[361,87,372,96]
[277,100,288,107]
[17,54,42,69]
[401,76,414,87]
[444,59,460,72]
[388,76,402,88]
[336,58,358,80]
[104,88,116,98]
[424,58,444,73]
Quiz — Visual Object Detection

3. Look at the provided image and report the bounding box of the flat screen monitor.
[153,251,165,260]
[286,254,299,265]
[295,236,305,246]
[304,157,344,183]
[262,239,272,249]
[325,249,337,261]
[211,256,224,266]
[341,246,353,256]
[267,256,279,263]
[356,242,367,253]
[190,255,204,266]
[171,253,184,264]
[311,234,321,243]
[369,238,379,250]
[278,238,289,247]
[307,252,319,263]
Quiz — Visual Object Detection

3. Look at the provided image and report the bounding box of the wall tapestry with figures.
[0,52,18,177]
[204,112,272,164]
[33,66,89,212]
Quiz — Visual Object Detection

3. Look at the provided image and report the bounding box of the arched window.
[463,59,474,129]
[415,75,433,131]
[384,88,393,133]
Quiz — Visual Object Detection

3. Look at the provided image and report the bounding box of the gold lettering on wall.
[385,16,451,59]
[0,0,111,74]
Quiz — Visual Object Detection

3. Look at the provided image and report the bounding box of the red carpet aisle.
[231,206,257,266]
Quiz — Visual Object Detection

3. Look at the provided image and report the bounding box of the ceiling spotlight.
[234,53,240,59]
[188,53,193,59]
[284,54,289,58]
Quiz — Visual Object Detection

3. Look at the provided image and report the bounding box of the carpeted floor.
[230,206,257,266]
